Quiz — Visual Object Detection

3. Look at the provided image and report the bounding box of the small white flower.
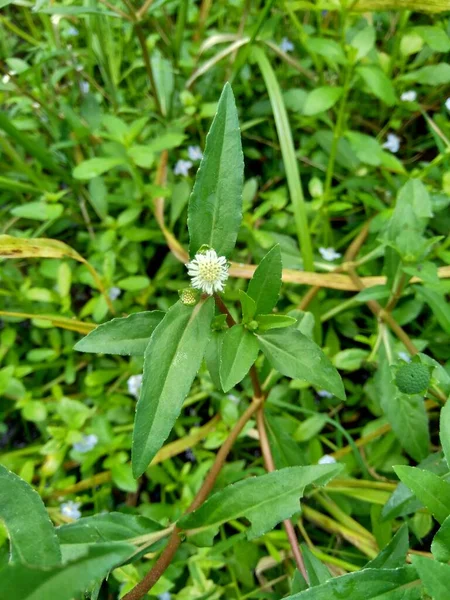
[174,159,193,177]
[280,37,294,53]
[382,133,400,154]
[188,145,203,161]
[227,394,240,405]
[186,249,228,295]
[319,247,341,262]
[445,98,450,111]
[318,454,337,465]
[158,593,171,600]
[398,352,411,363]
[2,74,10,84]
[51,14,62,25]
[108,286,121,300]
[317,389,333,398]
[401,90,417,102]
[80,81,90,94]
[61,501,81,520]
[67,26,79,36]
[127,374,143,398]
[73,434,98,453]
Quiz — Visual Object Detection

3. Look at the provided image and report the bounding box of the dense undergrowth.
[1,1,450,599]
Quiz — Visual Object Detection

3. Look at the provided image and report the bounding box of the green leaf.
[400,63,450,85]
[256,329,346,400]
[302,544,331,586]
[11,201,63,221]
[265,414,306,469]
[0,543,134,600]
[366,524,409,569]
[74,311,165,356]
[188,83,243,257]
[393,466,450,524]
[350,26,376,61]
[415,286,450,335]
[205,331,224,390]
[377,352,429,461]
[256,314,296,332]
[0,464,61,568]
[302,87,343,116]
[284,566,418,600]
[440,401,450,469]
[411,555,450,600]
[432,514,450,562]
[357,66,397,106]
[73,157,124,180]
[178,465,341,544]
[132,298,215,477]
[220,325,259,393]
[151,49,174,118]
[413,26,450,52]
[239,290,256,323]
[247,245,282,315]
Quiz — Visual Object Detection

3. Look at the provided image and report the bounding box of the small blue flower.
[280,37,294,53]
[318,455,336,465]
[382,133,400,154]
[319,247,341,262]
[127,374,143,398]
[108,287,121,300]
[188,145,203,161]
[61,501,81,520]
[174,159,193,176]
[73,434,98,453]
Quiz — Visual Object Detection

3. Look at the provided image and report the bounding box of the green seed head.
[179,288,198,306]
[395,363,430,395]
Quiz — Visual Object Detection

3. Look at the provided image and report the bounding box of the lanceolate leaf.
[393,466,450,524]
[411,555,450,600]
[256,314,296,332]
[284,566,418,600]
[0,464,61,568]
[132,299,215,477]
[247,244,282,315]
[257,329,346,400]
[366,524,409,569]
[74,311,165,356]
[431,514,450,562]
[220,325,259,392]
[188,83,244,257]
[178,464,341,544]
[440,389,450,469]
[205,331,224,390]
[0,543,134,600]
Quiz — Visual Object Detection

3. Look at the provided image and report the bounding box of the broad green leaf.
[74,311,164,356]
[350,26,376,61]
[440,401,450,468]
[0,464,61,568]
[400,63,450,85]
[302,544,331,586]
[431,514,450,562]
[357,66,397,106]
[147,132,185,153]
[205,331,224,390]
[257,329,346,400]
[413,26,450,52]
[265,414,306,469]
[178,465,341,545]
[411,555,450,600]
[393,466,450,524]
[239,290,256,323]
[366,524,409,569]
[132,299,214,477]
[188,83,243,257]
[377,351,429,461]
[73,157,124,180]
[302,87,343,116]
[151,49,174,117]
[11,201,63,221]
[0,543,134,600]
[284,566,418,600]
[247,245,282,315]
[307,37,347,65]
[220,325,259,392]
[256,314,296,332]
[415,286,450,334]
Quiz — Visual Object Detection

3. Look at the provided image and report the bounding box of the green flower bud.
[395,363,430,395]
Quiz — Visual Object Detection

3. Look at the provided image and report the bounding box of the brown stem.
[123,396,264,600]
[256,409,309,582]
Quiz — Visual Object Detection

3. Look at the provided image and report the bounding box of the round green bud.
[395,363,430,395]
[247,320,259,331]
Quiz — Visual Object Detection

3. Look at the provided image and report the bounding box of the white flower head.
[319,247,341,262]
[174,159,193,177]
[188,145,203,161]
[61,501,81,520]
[127,374,143,398]
[382,133,400,154]
[401,90,417,102]
[73,434,98,453]
[80,81,90,95]
[318,454,337,465]
[317,389,333,398]
[186,248,228,295]
[280,37,294,53]
[108,286,121,300]
[398,351,411,363]
[445,97,450,111]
